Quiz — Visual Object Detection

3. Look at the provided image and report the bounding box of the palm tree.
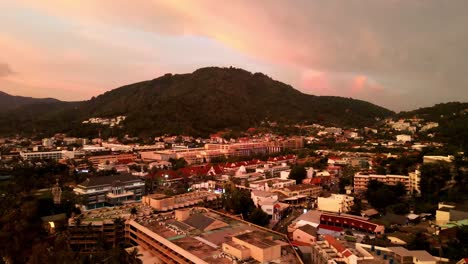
[127,247,143,264]
[113,217,125,247]
[130,207,138,218]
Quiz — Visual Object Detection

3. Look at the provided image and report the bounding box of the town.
[1,115,466,264]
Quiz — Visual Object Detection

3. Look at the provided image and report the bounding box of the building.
[142,191,220,211]
[396,134,412,143]
[311,235,360,264]
[249,178,296,191]
[20,150,76,160]
[68,205,133,252]
[250,190,289,220]
[435,202,468,226]
[292,224,317,245]
[255,163,291,177]
[275,184,323,198]
[74,173,145,210]
[409,170,421,194]
[354,173,410,194]
[88,153,137,167]
[126,208,303,263]
[42,138,55,148]
[356,244,439,264]
[423,155,454,164]
[317,194,354,213]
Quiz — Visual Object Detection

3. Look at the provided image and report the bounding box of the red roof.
[267,154,296,162]
[320,213,381,233]
[318,224,344,232]
[323,235,346,253]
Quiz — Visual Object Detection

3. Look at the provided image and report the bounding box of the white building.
[396,134,412,143]
[317,194,354,213]
[20,150,76,160]
[409,170,421,194]
[420,122,439,132]
[42,138,55,148]
[423,155,454,164]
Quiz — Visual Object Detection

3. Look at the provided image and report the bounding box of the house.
[292,224,317,245]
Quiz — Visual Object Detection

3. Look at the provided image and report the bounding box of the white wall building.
[317,194,354,213]
[396,134,412,143]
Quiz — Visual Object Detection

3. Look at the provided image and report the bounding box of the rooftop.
[77,173,142,188]
[134,208,302,264]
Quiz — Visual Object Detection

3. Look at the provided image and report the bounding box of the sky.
[1,1,467,111]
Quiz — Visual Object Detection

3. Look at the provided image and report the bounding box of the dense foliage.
[0,67,393,137]
[288,165,307,184]
[399,102,468,153]
[365,180,407,211]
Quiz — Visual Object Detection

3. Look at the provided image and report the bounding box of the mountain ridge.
[0,91,61,113]
[0,66,396,137]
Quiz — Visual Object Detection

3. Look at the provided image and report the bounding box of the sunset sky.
[1,0,467,111]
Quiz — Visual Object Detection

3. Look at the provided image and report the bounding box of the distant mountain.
[0,67,394,137]
[0,91,60,112]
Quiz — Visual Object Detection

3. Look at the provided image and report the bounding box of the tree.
[130,207,138,217]
[248,207,270,226]
[419,163,452,202]
[365,180,407,212]
[127,247,143,264]
[289,165,307,184]
[349,199,363,216]
[169,158,188,170]
[313,157,328,170]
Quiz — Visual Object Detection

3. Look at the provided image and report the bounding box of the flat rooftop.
[134,208,302,264]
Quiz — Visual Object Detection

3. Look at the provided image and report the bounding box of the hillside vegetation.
[0,67,394,137]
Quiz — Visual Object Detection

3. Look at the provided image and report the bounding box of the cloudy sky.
[1,0,467,111]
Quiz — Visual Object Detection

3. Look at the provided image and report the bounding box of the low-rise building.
[292,224,317,245]
[436,202,468,226]
[74,173,145,210]
[126,208,302,263]
[396,134,412,143]
[423,155,454,164]
[249,177,296,191]
[317,194,354,213]
[142,191,220,211]
[275,184,322,198]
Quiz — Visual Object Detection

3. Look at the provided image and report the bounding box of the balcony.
[106,191,134,199]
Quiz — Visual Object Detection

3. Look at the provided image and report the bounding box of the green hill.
[399,102,468,152]
[0,67,394,137]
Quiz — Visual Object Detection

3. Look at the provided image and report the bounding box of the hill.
[399,102,468,152]
[0,91,60,113]
[0,67,394,137]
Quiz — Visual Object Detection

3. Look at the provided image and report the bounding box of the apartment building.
[354,173,410,194]
[74,173,145,210]
[276,184,323,198]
